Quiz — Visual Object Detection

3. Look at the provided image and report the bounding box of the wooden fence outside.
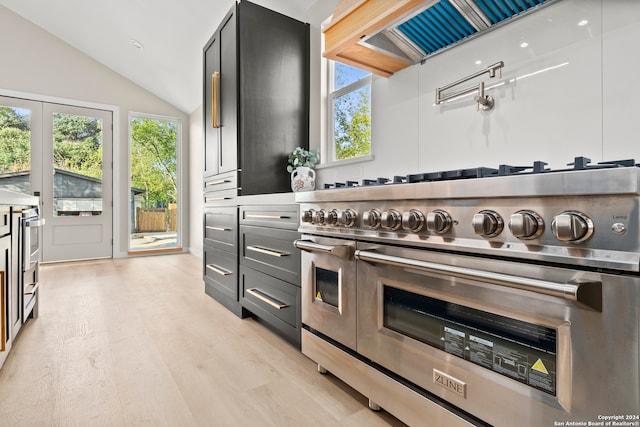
[169,203,177,231]
[136,208,166,232]
[136,204,177,233]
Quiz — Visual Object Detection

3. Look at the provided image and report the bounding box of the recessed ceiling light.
[130,39,144,49]
[578,19,589,26]
[475,60,482,65]
[520,42,529,48]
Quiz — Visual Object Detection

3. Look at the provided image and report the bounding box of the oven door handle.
[294,240,353,260]
[355,250,601,308]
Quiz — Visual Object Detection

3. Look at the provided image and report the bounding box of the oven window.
[383,286,557,396]
[314,267,339,308]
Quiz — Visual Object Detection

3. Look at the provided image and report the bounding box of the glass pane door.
[41,103,112,262]
[128,114,180,252]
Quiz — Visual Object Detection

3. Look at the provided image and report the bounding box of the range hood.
[323,0,559,77]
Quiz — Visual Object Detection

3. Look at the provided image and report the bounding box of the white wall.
[189,105,203,258]
[0,5,190,258]
[315,0,640,186]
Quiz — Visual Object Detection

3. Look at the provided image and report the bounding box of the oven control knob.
[339,209,358,227]
[402,209,426,232]
[301,209,314,223]
[381,209,402,231]
[326,209,340,226]
[311,209,326,225]
[509,210,544,239]
[362,209,381,229]
[472,210,504,237]
[426,210,452,234]
[551,211,594,242]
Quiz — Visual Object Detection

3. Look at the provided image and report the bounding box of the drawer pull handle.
[206,264,232,276]
[246,288,288,310]
[206,226,232,232]
[24,282,39,295]
[205,197,232,202]
[206,179,231,186]
[247,245,289,257]
[245,214,289,220]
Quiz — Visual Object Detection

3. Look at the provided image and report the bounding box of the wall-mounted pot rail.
[435,61,504,110]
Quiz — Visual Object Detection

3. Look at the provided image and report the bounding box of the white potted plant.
[287,147,319,192]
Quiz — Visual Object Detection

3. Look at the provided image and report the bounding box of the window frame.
[324,60,373,166]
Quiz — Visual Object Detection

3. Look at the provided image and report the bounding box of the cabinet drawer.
[240,226,300,285]
[0,208,9,237]
[204,244,238,301]
[241,266,300,332]
[204,170,238,192]
[204,207,237,251]
[204,189,237,206]
[240,205,299,230]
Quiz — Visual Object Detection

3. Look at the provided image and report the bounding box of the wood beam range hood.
[323,0,558,77]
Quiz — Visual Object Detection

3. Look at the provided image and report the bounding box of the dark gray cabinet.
[204,8,237,176]
[239,204,301,347]
[202,1,309,318]
[203,0,310,194]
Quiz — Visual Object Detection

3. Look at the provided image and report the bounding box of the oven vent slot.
[363,0,554,63]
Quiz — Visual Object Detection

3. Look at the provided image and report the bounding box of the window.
[328,61,372,162]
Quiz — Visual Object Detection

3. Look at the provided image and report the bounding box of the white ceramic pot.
[291,166,315,192]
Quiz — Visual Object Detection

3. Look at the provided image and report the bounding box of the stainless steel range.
[294,157,640,427]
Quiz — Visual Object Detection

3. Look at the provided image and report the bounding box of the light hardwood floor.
[0,254,406,427]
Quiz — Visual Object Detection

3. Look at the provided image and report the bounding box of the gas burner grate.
[567,157,637,171]
[320,157,639,190]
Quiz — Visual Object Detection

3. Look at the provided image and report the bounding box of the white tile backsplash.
[316,0,639,187]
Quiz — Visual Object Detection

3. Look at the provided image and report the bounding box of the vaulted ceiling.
[0,0,318,114]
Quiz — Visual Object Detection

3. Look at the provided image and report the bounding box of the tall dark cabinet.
[204,0,310,194]
[202,1,309,325]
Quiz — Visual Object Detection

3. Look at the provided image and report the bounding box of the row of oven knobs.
[302,209,594,242]
[302,208,453,234]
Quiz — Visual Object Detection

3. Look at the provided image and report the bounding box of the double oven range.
[295,157,640,427]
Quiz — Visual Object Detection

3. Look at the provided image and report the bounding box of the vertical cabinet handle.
[211,72,220,129]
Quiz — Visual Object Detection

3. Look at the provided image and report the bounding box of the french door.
[0,96,113,262]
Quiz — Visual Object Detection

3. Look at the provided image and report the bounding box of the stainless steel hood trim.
[358,0,561,66]
[450,0,491,31]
